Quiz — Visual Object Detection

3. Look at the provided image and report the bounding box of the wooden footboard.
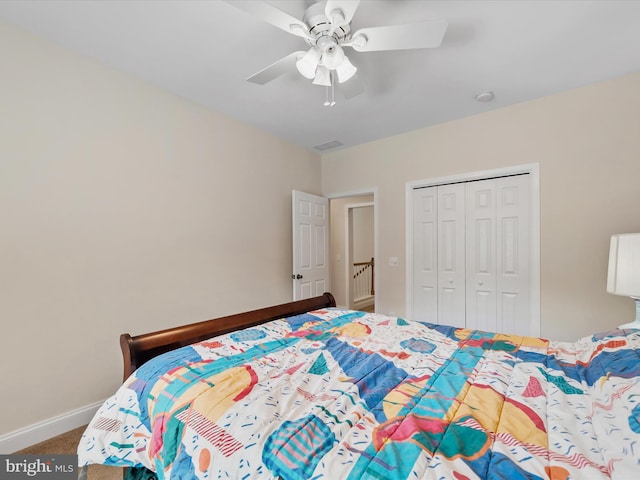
[119,292,336,380]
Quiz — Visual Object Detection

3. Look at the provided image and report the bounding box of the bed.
[78,293,640,479]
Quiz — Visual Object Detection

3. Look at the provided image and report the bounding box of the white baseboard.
[354,296,375,310]
[0,400,104,453]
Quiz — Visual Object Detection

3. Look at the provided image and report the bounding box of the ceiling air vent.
[314,140,344,151]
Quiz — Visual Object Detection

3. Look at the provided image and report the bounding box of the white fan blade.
[325,0,360,27]
[227,1,310,39]
[340,73,364,99]
[350,19,448,52]
[246,51,305,84]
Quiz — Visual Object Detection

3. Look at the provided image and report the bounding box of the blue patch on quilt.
[285,313,320,332]
[170,442,197,479]
[134,345,203,383]
[486,452,544,480]
[262,414,335,480]
[324,337,409,423]
[230,328,267,342]
[518,348,640,386]
[400,338,436,354]
[420,322,461,340]
[301,347,324,354]
[584,349,640,382]
[128,345,202,429]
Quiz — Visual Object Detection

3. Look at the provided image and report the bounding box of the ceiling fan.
[228,0,448,105]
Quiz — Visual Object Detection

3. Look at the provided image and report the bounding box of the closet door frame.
[405,163,540,337]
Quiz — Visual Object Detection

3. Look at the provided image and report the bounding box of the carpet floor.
[14,425,123,480]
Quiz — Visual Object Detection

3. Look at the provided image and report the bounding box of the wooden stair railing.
[353,257,375,298]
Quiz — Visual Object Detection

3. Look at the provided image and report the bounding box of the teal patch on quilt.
[309,352,329,375]
[124,466,157,480]
[537,367,584,394]
[629,403,640,433]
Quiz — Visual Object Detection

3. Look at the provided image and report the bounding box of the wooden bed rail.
[119,292,336,381]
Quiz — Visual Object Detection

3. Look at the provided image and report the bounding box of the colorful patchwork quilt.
[78,309,640,479]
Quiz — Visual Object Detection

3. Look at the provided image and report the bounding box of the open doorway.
[329,194,375,311]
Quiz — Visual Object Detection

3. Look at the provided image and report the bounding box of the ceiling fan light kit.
[335,55,357,83]
[234,0,447,105]
[296,48,321,79]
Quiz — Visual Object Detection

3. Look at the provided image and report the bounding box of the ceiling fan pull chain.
[331,73,336,106]
[324,72,336,107]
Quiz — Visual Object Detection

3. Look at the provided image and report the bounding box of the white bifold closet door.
[412,175,530,335]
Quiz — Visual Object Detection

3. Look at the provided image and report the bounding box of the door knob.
[291,274,303,279]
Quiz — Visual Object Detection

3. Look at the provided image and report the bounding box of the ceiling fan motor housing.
[317,35,338,54]
[302,1,350,48]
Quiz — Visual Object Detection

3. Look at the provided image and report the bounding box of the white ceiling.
[2,0,640,152]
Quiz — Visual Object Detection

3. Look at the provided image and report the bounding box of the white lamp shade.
[607,233,640,297]
[296,48,321,79]
[335,55,357,83]
[312,66,332,86]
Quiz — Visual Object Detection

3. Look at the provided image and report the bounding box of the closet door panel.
[412,188,438,323]
[497,175,530,335]
[438,184,465,327]
[466,179,497,331]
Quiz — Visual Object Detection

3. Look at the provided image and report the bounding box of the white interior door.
[292,190,329,300]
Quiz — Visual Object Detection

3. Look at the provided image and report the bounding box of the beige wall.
[0,23,320,436]
[352,205,374,264]
[322,72,640,340]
